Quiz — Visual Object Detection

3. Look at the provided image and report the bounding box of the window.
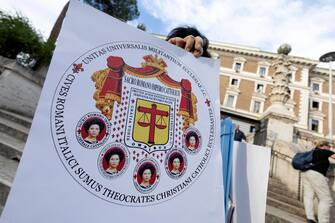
[249,126,256,133]
[256,84,264,93]
[258,67,266,77]
[231,78,239,86]
[310,78,325,94]
[252,101,261,113]
[311,101,319,110]
[225,95,235,108]
[257,62,270,77]
[312,83,320,92]
[311,119,319,132]
[233,57,246,73]
[287,73,292,82]
[234,62,242,72]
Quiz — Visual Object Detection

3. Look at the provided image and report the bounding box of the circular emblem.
[98,143,130,178]
[50,41,216,206]
[183,127,202,154]
[75,112,110,149]
[165,149,187,179]
[133,158,160,194]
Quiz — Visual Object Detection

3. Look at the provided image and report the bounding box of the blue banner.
[221,118,235,222]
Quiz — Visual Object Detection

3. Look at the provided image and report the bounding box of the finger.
[194,36,204,53]
[193,48,203,58]
[184,35,195,52]
[168,38,177,45]
[175,37,186,48]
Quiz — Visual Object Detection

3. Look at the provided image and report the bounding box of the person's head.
[166,26,211,58]
[236,125,240,130]
[316,141,331,150]
[104,149,124,169]
[139,164,155,183]
[169,153,182,170]
[186,132,198,147]
[83,118,105,137]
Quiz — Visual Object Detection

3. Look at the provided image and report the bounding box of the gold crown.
[141,55,167,70]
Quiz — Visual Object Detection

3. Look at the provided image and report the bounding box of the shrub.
[0,10,54,68]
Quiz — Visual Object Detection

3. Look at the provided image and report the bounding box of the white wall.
[231,142,271,223]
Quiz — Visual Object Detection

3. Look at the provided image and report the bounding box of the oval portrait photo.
[76,113,110,149]
[134,158,160,193]
[183,128,201,154]
[165,149,187,179]
[98,143,129,179]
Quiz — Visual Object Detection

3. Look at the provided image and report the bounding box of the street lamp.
[319,52,335,140]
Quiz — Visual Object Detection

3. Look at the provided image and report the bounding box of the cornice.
[220,106,260,121]
[154,34,320,69]
[209,45,318,67]
[311,66,335,77]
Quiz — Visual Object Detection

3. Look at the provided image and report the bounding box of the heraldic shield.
[133,99,170,146]
[91,55,197,154]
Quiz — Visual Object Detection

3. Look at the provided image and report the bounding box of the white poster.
[0,1,224,223]
[232,142,271,223]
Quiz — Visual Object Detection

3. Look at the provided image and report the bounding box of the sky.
[1,0,335,62]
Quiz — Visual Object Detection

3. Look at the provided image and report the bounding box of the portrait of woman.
[169,153,183,176]
[186,131,199,151]
[83,118,105,144]
[138,164,156,189]
[104,148,125,175]
[166,150,186,179]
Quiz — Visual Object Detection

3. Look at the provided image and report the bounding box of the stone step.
[0,154,18,207]
[268,186,299,200]
[267,191,304,209]
[269,177,282,184]
[0,116,29,141]
[0,132,25,160]
[266,213,291,223]
[267,197,306,219]
[266,205,306,223]
[268,178,293,192]
[0,109,32,129]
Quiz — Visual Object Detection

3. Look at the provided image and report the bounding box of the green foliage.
[84,0,140,21]
[0,10,55,68]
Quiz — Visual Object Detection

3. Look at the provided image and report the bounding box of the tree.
[0,11,55,68]
[84,0,140,22]
[49,1,140,43]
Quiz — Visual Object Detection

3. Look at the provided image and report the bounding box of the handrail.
[272,150,292,161]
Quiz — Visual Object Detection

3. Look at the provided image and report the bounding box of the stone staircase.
[0,109,31,216]
[266,177,306,223]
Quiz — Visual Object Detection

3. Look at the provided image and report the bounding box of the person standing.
[234,125,246,142]
[303,141,335,223]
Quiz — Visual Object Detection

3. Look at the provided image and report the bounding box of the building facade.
[208,41,335,147]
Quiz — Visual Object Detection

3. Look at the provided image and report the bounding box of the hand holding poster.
[0,1,224,222]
